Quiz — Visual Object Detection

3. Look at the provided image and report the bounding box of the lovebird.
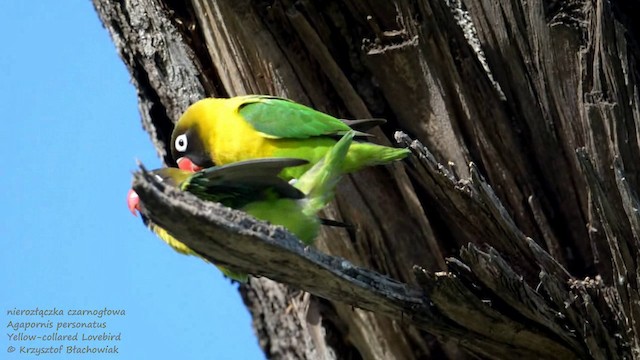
[128,131,356,281]
[170,95,409,179]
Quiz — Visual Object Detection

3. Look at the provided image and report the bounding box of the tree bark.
[95,0,640,358]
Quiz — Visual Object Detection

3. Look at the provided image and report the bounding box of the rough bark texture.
[95,0,640,358]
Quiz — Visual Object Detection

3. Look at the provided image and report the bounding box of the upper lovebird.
[128,131,356,281]
[170,95,410,179]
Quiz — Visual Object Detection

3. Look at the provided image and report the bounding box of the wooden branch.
[131,167,434,322]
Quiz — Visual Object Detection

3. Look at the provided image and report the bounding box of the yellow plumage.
[181,97,279,164]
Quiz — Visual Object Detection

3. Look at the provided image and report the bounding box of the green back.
[238,96,353,139]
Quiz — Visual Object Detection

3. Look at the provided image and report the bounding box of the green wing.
[182,158,308,208]
[295,131,354,217]
[238,96,354,139]
[148,158,307,209]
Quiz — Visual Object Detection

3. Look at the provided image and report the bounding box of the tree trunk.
[94,0,640,358]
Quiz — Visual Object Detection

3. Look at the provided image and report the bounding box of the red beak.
[176,157,203,172]
[127,189,140,216]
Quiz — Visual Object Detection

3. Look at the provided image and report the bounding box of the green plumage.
[294,131,354,218]
[135,131,354,282]
[239,96,409,179]
[159,158,308,208]
[239,96,354,139]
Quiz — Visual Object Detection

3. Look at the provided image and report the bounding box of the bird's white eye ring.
[175,134,188,152]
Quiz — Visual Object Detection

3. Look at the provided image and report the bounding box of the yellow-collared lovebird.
[170,95,409,179]
[127,158,307,282]
[127,131,356,281]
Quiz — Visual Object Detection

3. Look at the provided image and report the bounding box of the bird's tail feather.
[295,131,354,217]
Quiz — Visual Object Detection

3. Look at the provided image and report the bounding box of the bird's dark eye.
[175,134,188,152]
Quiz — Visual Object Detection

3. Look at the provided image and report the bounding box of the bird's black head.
[171,125,214,171]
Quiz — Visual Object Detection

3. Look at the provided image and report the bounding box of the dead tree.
[94,0,640,358]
